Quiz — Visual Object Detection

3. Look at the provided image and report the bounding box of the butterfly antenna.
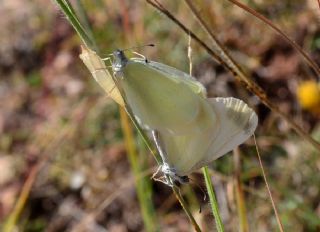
[108,44,155,60]
[121,43,155,52]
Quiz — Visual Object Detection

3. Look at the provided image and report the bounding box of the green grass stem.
[202,166,225,232]
[120,108,159,232]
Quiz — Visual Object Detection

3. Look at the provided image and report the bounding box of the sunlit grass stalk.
[120,108,159,232]
[235,178,249,232]
[202,167,225,232]
[3,165,40,232]
[234,149,249,232]
[55,1,201,230]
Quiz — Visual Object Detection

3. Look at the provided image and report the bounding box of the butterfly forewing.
[142,59,207,98]
[119,61,206,134]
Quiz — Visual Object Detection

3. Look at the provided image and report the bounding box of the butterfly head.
[112,49,128,74]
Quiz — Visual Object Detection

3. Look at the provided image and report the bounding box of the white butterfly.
[110,49,258,186]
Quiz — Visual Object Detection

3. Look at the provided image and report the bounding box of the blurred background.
[0,0,320,231]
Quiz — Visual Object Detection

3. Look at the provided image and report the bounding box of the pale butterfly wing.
[132,58,207,98]
[79,46,125,106]
[116,58,207,134]
[187,97,258,173]
[202,97,258,161]
[158,97,220,176]
[158,97,258,176]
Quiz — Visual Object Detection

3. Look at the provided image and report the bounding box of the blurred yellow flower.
[297,81,320,114]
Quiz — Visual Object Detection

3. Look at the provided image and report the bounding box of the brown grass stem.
[253,134,285,232]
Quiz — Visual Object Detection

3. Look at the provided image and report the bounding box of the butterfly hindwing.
[186,97,258,172]
[157,97,257,176]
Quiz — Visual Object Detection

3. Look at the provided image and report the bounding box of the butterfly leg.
[151,165,162,180]
[102,56,112,62]
[153,175,172,186]
[92,55,113,68]
[151,130,168,163]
